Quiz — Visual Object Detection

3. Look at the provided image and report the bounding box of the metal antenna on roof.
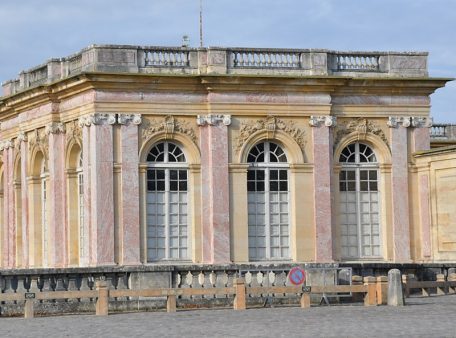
[199,0,204,47]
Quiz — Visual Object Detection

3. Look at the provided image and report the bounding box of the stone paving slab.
[1,295,455,338]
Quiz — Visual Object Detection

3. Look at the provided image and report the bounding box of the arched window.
[146,142,188,261]
[77,151,84,259]
[339,143,380,259]
[247,142,289,260]
[40,160,49,267]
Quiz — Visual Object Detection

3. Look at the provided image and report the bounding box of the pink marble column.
[19,134,29,267]
[197,114,231,264]
[310,116,336,262]
[118,114,141,265]
[79,119,91,266]
[2,143,15,268]
[388,116,411,262]
[411,117,432,259]
[47,122,67,268]
[88,113,116,266]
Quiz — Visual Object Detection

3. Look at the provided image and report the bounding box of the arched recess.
[13,154,22,267]
[139,132,201,263]
[66,142,83,266]
[29,149,48,267]
[333,132,391,261]
[238,130,305,165]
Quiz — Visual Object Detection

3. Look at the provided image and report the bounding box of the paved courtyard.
[1,295,455,337]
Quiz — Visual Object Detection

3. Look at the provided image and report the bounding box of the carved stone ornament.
[66,120,82,145]
[0,139,14,151]
[141,115,197,143]
[387,116,411,128]
[410,116,433,128]
[234,116,306,154]
[78,113,117,127]
[117,113,142,125]
[334,118,389,149]
[196,114,231,126]
[17,131,28,143]
[309,116,337,127]
[45,122,66,135]
[28,128,49,158]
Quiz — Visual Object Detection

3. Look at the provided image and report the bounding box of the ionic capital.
[196,114,231,126]
[387,116,411,128]
[309,115,337,127]
[411,116,433,128]
[78,113,117,127]
[117,113,142,125]
[17,131,28,143]
[0,140,14,151]
[45,122,66,135]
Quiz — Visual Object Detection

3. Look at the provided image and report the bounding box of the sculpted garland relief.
[334,118,389,149]
[141,115,197,144]
[234,116,306,154]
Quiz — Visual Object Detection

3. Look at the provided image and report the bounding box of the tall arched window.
[40,160,49,267]
[77,151,84,259]
[339,142,380,259]
[247,142,289,260]
[146,142,188,261]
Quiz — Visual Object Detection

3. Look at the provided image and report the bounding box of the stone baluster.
[197,114,232,264]
[309,116,337,262]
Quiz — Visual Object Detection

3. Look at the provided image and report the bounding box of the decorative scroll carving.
[0,139,14,151]
[196,114,231,126]
[78,113,117,126]
[309,116,337,127]
[411,117,433,128]
[387,116,411,128]
[17,131,28,143]
[66,120,82,145]
[334,118,389,149]
[28,128,49,158]
[234,116,306,154]
[117,113,142,125]
[141,115,197,143]
[45,122,66,135]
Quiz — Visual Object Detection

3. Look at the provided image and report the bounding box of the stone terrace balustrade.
[2,45,429,96]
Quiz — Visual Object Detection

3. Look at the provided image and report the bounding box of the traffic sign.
[289,267,306,285]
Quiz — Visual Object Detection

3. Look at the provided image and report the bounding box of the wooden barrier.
[403,279,456,297]
[0,276,378,318]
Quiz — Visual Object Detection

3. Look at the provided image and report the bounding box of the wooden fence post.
[167,291,177,313]
[96,280,109,316]
[364,276,377,306]
[436,274,446,295]
[24,299,34,319]
[352,275,363,302]
[376,276,388,305]
[233,278,246,310]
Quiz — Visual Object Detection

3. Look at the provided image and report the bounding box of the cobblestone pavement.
[1,295,456,338]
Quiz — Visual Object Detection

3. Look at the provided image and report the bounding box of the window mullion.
[165,168,170,259]
[265,168,271,260]
[356,168,363,258]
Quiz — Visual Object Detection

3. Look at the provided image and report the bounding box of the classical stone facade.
[0,45,454,272]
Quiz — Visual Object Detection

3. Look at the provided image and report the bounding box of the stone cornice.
[309,116,337,127]
[196,114,231,126]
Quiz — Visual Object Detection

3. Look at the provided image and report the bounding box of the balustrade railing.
[431,124,448,138]
[68,54,83,74]
[27,65,48,86]
[230,49,301,68]
[143,48,192,67]
[334,53,380,72]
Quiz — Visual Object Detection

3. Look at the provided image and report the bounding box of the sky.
[0,0,455,122]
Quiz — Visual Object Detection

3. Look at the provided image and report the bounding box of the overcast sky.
[0,0,455,122]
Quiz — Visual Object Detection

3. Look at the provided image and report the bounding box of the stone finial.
[387,269,405,306]
[387,116,412,128]
[196,114,231,126]
[45,122,66,135]
[411,116,433,128]
[117,113,142,125]
[309,116,337,127]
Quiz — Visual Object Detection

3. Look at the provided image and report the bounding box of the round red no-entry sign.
[289,267,306,285]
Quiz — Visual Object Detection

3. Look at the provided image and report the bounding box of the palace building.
[0,45,455,278]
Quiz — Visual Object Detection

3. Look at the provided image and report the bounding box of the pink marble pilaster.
[47,123,67,267]
[88,113,116,266]
[197,114,231,264]
[20,137,29,267]
[388,117,411,262]
[310,116,336,262]
[2,145,15,268]
[118,114,141,265]
[80,121,91,266]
